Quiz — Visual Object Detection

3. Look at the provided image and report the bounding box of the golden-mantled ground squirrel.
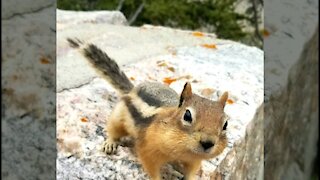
[68,38,229,180]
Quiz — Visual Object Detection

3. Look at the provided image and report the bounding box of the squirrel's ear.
[219,92,229,108]
[179,82,192,107]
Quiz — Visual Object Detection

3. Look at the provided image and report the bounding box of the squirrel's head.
[169,82,229,160]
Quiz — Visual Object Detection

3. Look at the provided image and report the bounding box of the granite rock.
[57,10,263,180]
[2,1,56,179]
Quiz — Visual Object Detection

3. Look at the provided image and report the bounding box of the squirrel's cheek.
[191,132,202,142]
[219,133,228,143]
[215,139,227,154]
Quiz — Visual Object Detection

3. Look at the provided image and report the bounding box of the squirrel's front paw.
[169,169,184,180]
[102,139,119,154]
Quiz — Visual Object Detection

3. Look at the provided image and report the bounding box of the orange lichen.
[130,77,135,81]
[81,117,88,122]
[227,99,234,104]
[192,31,205,37]
[201,44,217,49]
[163,75,192,85]
[163,77,177,85]
[262,29,270,37]
[40,56,51,64]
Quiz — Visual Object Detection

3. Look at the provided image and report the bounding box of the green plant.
[58,0,253,44]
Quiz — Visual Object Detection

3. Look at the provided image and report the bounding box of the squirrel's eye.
[183,110,192,123]
[223,121,228,130]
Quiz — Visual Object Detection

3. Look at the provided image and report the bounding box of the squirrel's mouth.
[190,148,213,157]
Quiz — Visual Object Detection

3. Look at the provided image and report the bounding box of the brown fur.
[67,38,134,94]
[67,38,228,180]
[106,84,228,180]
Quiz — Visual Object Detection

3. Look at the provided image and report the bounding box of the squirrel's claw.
[162,166,184,180]
[170,169,184,180]
[102,139,119,154]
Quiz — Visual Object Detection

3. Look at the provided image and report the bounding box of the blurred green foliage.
[58,0,257,46]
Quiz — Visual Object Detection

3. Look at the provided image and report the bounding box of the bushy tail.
[67,38,134,94]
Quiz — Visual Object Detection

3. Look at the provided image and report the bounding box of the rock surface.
[264,0,319,179]
[2,1,56,180]
[57,10,263,180]
[264,26,318,180]
[57,9,128,27]
[2,0,54,20]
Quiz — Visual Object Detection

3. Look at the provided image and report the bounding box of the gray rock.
[2,0,55,20]
[264,0,319,179]
[264,27,319,180]
[2,1,56,180]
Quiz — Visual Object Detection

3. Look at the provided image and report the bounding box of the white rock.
[57,9,128,28]
[57,10,263,180]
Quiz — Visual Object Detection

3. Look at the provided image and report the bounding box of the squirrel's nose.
[200,140,214,151]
